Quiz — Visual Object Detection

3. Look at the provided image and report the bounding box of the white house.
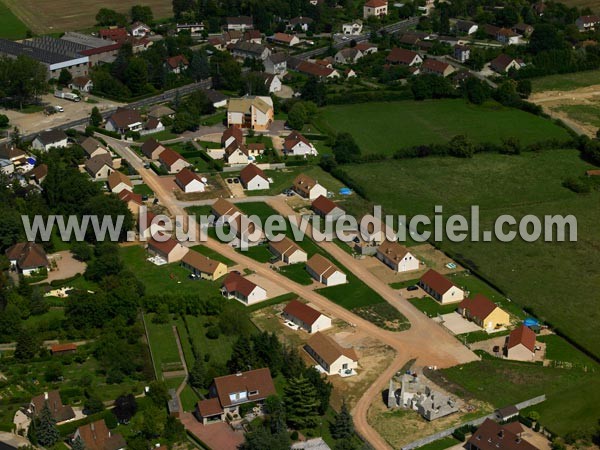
[504,325,537,361]
[269,236,308,264]
[107,170,133,194]
[147,234,189,263]
[376,241,419,272]
[5,242,49,276]
[363,0,388,19]
[69,76,93,92]
[264,53,288,75]
[175,168,206,193]
[227,96,274,131]
[284,131,318,157]
[293,174,327,200]
[105,108,143,134]
[32,130,69,152]
[359,214,397,244]
[342,20,363,35]
[311,195,345,221]
[305,332,358,376]
[263,74,282,93]
[224,142,250,165]
[418,269,464,304]
[239,164,270,190]
[130,22,151,37]
[270,32,300,47]
[221,271,267,306]
[176,23,205,35]
[576,15,600,32]
[306,254,346,286]
[455,19,478,35]
[282,299,332,333]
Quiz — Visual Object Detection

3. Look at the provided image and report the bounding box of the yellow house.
[181,250,228,281]
[458,294,510,331]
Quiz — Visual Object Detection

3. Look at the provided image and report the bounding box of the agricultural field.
[0,0,27,39]
[553,103,600,129]
[2,0,172,34]
[531,70,600,92]
[343,150,600,357]
[315,99,571,155]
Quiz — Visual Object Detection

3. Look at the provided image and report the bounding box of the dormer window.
[249,390,258,396]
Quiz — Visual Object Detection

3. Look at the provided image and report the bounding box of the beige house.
[221,271,267,305]
[359,214,397,244]
[138,211,168,240]
[418,269,464,304]
[504,325,537,361]
[227,96,274,131]
[118,190,143,216]
[158,148,191,174]
[181,250,227,280]
[107,171,133,194]
[305,332,358,376]
[311,195,345,221]
[363,0,388,19]
[283,299,332,333]
[293,174,327,200]
[376,241,419,272]
[306,254,346,286]
[84,154,113,180]
[458,294,510,331]
[147,235,189,263]
[269,236,307,264]
[141,139,166,160]
[211,198,241,220]
[224,142,250,165]
[80,137,109,159]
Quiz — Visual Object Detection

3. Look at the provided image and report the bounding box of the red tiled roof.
[212,368,276,408]
[284,131,310,149]
[182,250,225,274]
[283,300,323,326]
[175,168,201,187]
[196,398,223,417]
[222,271,259,297]
[306,253,342,279]
[148,234,181,256]
[221,126,243,146]
[166,54,189,69]
[506,325,536,352]
[51,343,77,354]
[422,58,452,74]
[158,148,186,169]
[31,391,75,422]
[365,0,387,7]
[77,419,126,450]
[467,419,537,450]
[306,332,358,365]
[80,43,121,56]
[99,28,128,40]
[5,242,48,270]
[311,195,342,215]
[108,107,142,128]
[272,32,296,43]
[419,269,456,295]
[239,163,266,184]
[459,294,498,322]
[296,61,335,78]
[118,189,143,205]
[386,47,420,64]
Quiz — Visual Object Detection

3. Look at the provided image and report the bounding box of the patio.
[434,312,482,335]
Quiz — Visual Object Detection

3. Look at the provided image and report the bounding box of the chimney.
[91,422,95,431]
[498,430,504,439]
[44,392,49,401]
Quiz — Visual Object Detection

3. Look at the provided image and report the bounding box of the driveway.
[41,251,87,284]
[180,413,244,450]
[434,312,481,335]
[274,85,294,99]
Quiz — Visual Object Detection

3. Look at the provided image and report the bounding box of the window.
[248,390,258,396]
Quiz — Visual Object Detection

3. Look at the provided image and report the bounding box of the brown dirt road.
[105,135,477,449]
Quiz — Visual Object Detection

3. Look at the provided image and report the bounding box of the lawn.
[418,437,461,450]
[145,314,183,376]
[538,334,599,369]
[278,263,314,285]
[431,357,600,437]
[138,130,178,143]
[0,1,27,39]
[183,314,244,366]
[531,70,600,92]
[133,183,153,196]
[344,150,600,357]
[554,103,600,128]
[315,99,571,155]
[408,297,457,317]
[189,244,234,266]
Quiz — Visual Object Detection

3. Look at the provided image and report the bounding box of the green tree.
[71,242,93,261]
[58,69,72,86]
[516,79,532,98]
[131,5,153,23]
[0,114,8,128]
[44,361,63,382]
[14,328,39,361]
[189,357,207,389]
[90,106,102,127]
[301,77,327,106]
[124,58,149,96]
[113,394,137,424]
[72,435,86,450]
[138,406,166,438]
[463,77,490,105]
[284,374,320,429]
[448,135,475,158]
[333,132,361,164]
[96,8,127,26]
[240,427,290,450]
[84,391,105,414]
[331,400,354,439]
[227,337,258,373]
[147,380,170,406]
[287,102,307,130]
[265,395,286,434]
[36,402,60,447]
[529,24,565,54]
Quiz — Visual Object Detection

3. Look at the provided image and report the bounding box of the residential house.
[85,154,113,179]
[195,368,276,424]
[80,136,109,159]
[295,61,340,79]
[158,148,191,174]
[69,76,93,92]
[454,44,470,62]
[386,48,422,66]
[513,23,534,37]
[141,138,166,160]
[0,159,14,175]
[533,1,546,16]
[223,30,243,45]
[466,419,538,450]
[144,116,164,134]
[99,27,128,41]
[221,271,267,305]
[227,96,274,131]
[293,174,327,200]
[148,105,176,119]
[306,254,346,286]
[269,236,307,264]
[418,269,464,303]
[264,53,288,75]
[342,20,363,35]
[138,210,168,240]
[335,47,363,64]
[0,144,27,165]
[175,168,205,193]
[455,19,478,35]
[32,130,69,151]
[129,22,151,37]
[74,419,126,450]
[208,36,226,49]
[363,0,389,19]
[496,405,519,422]
[118,189,143,215]
[262,73,282,93]
[376,241,419,272]
[311,195,345,221]
[355,42,378,54]
[6,242,49,276]
[458,294,510,331]
[221,126,244,148]
[504,325,537,361]
[270,33,300,47]
[239,164,270,190]
[224,142,250,165]
[211,198,241,221]
[29,391,75,423]
[305,332,358,376]
[576,15,600,31]
[497,28,521,44]
[231,41,271,61]
[28,164,48,184]
[243,30,262,44]
[147,234,189,263]
[284,131,318,157]
[165,55,189,74]
[291,439,331,450]
[202,89,228,108]
[421,59,455,76]
[283,299,331,333]
[231,213,265,246]
[490,54,522,73]
[176,23,205,35]
[289,16,314,32]
[359,214,397,244]
[181,250,227,280]
[50,343,77,355]
[107,170,132,194]
[105,108,143,134]
[226,16,254,31]
[345,68,357,79]
[246,143,265,157]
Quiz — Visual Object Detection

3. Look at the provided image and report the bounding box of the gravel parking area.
[434,312,481,334]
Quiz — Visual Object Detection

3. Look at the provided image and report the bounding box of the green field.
[0,1,27,39]
[531,70,600,92]
[133,183,153,196]
[554,103,600,128]
[316,100,571,155]
[145,314,182,376]
[344,150,600,357]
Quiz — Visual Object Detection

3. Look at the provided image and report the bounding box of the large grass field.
[2,0,172,34]
[0,0,27,39]
[532,70,600,92]
[145,314,182,376]
[553,103,600,129]
[343,150,600,357]
[315,100,571,155]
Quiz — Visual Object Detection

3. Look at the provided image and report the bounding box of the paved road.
[106,135,477,449]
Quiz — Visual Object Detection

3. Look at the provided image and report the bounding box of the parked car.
[407,285,419,291]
